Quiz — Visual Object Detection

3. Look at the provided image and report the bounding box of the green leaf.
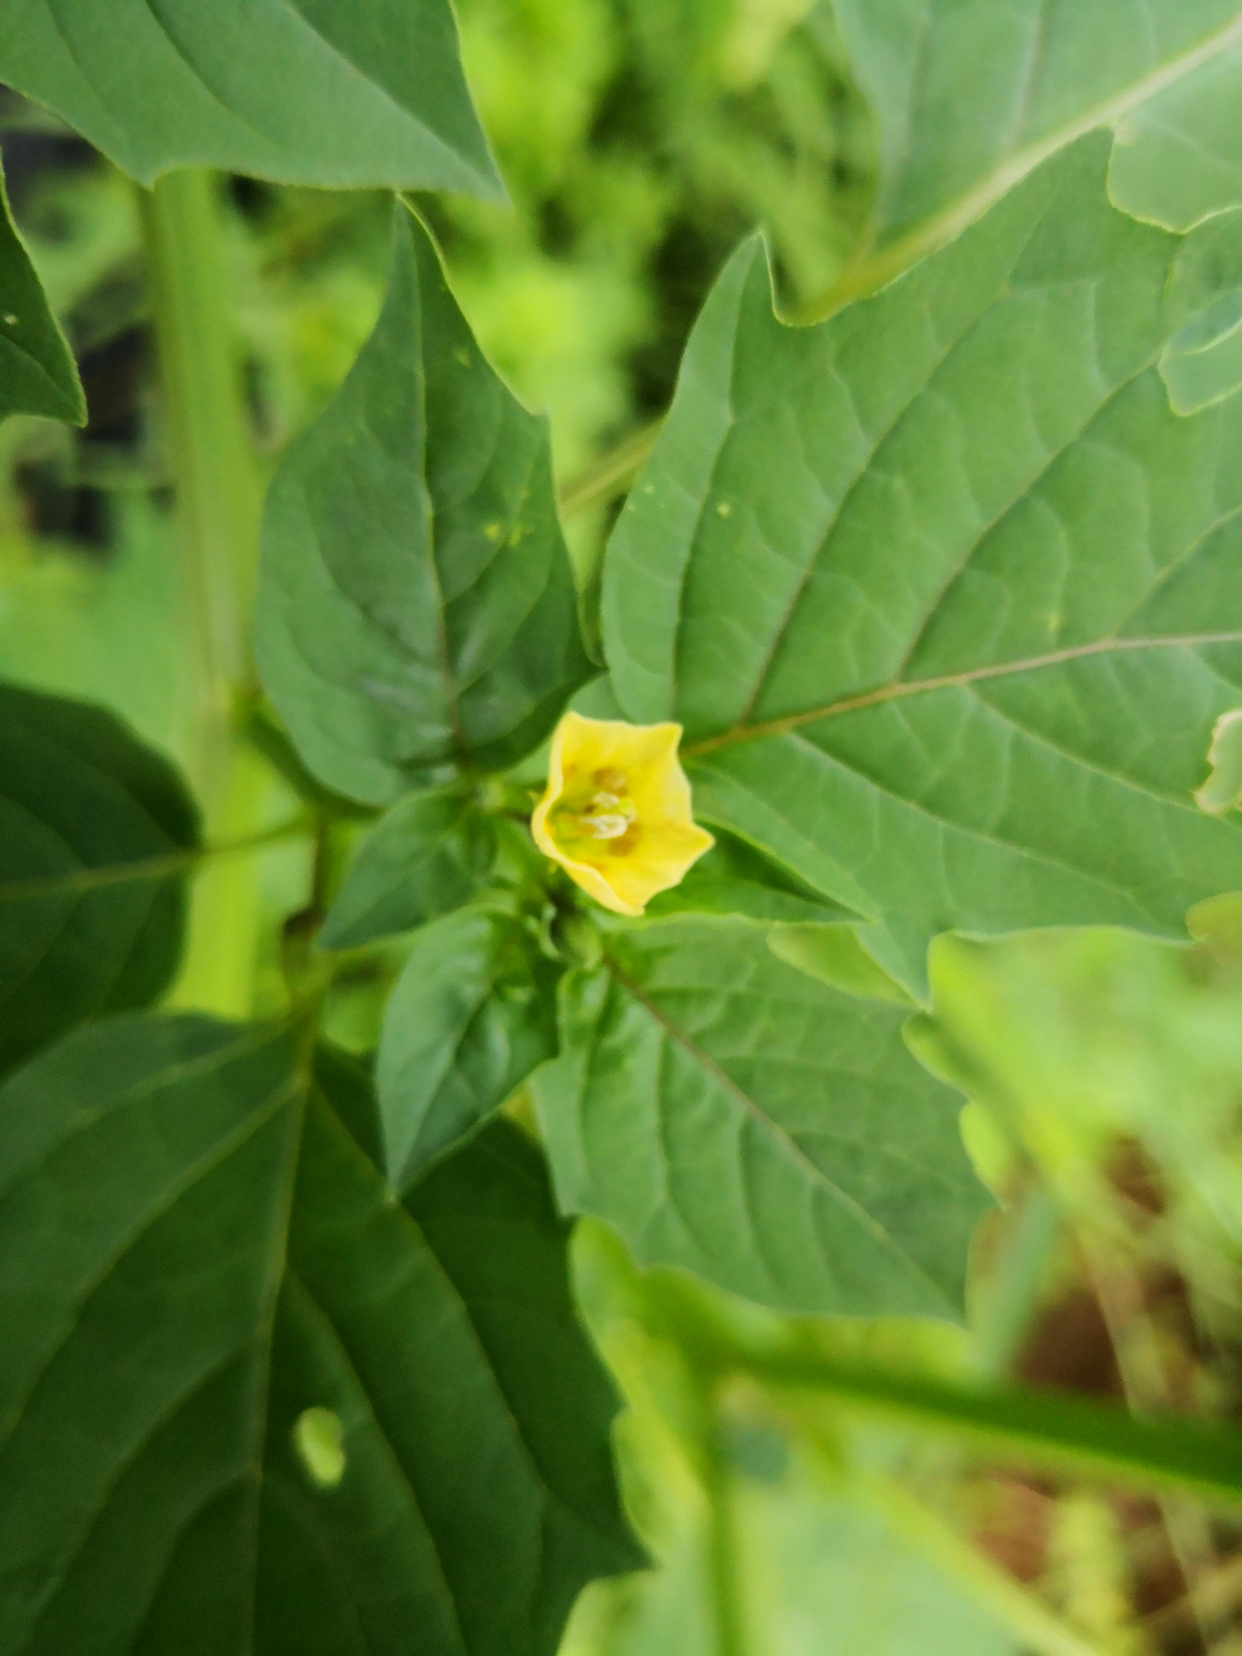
[321,784,495,950]
[532,916,987,1320]
[0,0,501,196]
[815,0,1242,309]
[645,829,856,925]
[1160,283,1242,414]
[1110,49,1242,231]
[1196,707,1242,812]
[0,1014,639,1655]
[377,906,560,1188]
[604,138,1242,995]
[258,205,592,805]
[0,159,83,425]
[0,681,199,1079]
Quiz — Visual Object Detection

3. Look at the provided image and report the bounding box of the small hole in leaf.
[292,1406,347,1489]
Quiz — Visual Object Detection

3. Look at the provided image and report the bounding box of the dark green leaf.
[0,1014,638,1655]
[377,906,559,1188]
[0,160,83,426]
[0,0,501,196]
[533,917,987,1320]
[815,0,1242,305]
[258,206,592,805]
[603,139,1242,995]
[321,785,495,950]
[0,681,199,1078]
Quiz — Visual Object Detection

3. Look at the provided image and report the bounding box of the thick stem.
[139,168,266,1016]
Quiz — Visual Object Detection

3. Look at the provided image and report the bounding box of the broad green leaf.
[377,906,560,1187]
[0,0,501,196]
[321,784,495,950]
[258,206,592,805]
[0,159,83,425]
[604,139,1242,996]
[814,0,1242,309]
[533,916,987,1320]
[0,1014,639,1656]
[1110,49,1242,231]
[0,681,199,1079]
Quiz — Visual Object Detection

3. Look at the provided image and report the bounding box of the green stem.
[139,168,265,1016]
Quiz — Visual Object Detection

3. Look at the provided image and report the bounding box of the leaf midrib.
[799,8,1242,323]
[684,629,1242,758]
[603,951,954,1305]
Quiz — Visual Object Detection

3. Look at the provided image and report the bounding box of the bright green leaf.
[0,0,501,196]
[0,1015,638,1655]
[321,784,495,950]
[258,205,592,805]
[0,159,83,425]
[1110,48,1242,231]
[1196,707,1242,812]
[533,917,987,1320]
[604,138,1242,995]
[645,829,857,926]
[377,906,560,1187]
[0,681,199,1079]
[814,0,1242,308]
[767,924,915,1006]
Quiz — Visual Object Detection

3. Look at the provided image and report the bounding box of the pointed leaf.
[604,139,1242,994]
[258,207,592,805]
[377,907,559,1188]
[0,681,199,1079]
[0,0,501,196]
[0,1014,638,1656]
[0,161,83,426]
[533,917,987,1320]
[321,785,495,950]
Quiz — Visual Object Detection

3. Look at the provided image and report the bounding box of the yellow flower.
[531,712,715,917]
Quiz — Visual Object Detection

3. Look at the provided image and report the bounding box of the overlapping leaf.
[0,162,83,427]
[1110,48,1242,231]
[258,207,592,805]
[533,917,986,1319]
[0,682,199,1078]
[377,906,559,1188]
[0,0,500,196]
[0,1016,638,1656]
[604,138,1242,994]
[815,0,1242,305]
[321,785,494,950]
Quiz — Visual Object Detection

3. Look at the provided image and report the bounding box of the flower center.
[553,768,639,849]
